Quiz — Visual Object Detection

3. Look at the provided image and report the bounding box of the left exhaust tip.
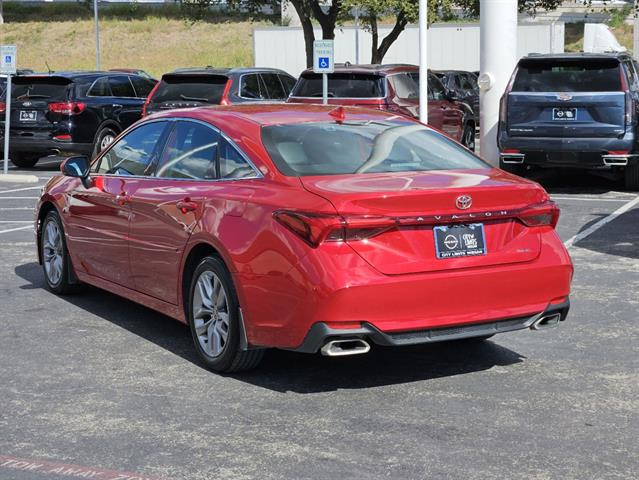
[320,339,371,357]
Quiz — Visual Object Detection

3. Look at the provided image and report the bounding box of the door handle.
[177,199,198,213]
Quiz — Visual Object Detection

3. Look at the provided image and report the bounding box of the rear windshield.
[12,77,71,101]
[512,59,622,92]
[150,74,228,104]
[291,73,385,98]
[261,121,486,176]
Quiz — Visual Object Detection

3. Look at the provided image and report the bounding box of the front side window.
[219,137,256,179]
[109,76,136,97]
[262,121,486,177]
[95,122,166,176]
[155,121,218,180]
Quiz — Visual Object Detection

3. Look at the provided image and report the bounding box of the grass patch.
[0,4,277,77]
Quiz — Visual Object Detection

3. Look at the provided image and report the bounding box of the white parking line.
[0,207,36,211]
[0,221,32,223]
[0,225,32,234]
[0,186,43,194]
[0,197,39,200]
[564,195,639,249]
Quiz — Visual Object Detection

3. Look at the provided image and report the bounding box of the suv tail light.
[516,201,560,229]
[48,102,86,115]
[625,92,634,125]
[499,67,518,125]
[141,81,161,117]
[0,102,5,113]
[219,79,233,106]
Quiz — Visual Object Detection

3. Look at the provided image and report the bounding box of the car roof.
[13,71,140,82]
[167,67,293,76]
[146,103,419,127]
[299,63,419,76]
[520,52,630,61]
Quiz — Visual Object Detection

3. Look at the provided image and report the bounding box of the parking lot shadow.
[529,168,625,195]
[574,206,639,259]
[15,261,525,393]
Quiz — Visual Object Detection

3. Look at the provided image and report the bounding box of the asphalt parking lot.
[0,158,637,480]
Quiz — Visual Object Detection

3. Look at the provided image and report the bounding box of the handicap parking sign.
[313,40,334,74]
[0,45,17,75]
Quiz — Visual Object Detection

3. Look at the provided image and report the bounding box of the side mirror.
[61,156,92,188]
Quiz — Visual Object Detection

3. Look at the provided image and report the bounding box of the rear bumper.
[293,300,570,353]
[1,133,93,156]
[498,132,638,168]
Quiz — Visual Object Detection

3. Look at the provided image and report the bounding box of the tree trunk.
[310,0,341,39]
[370,16,380,64]
[372,12,408,64]
[289,0,315,68]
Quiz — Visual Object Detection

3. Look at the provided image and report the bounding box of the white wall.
[253,23,565,77]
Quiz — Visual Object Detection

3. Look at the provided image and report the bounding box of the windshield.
[151,75,228,104]
[512,58,622,92]
[291,73,385,98]
[261,121,486,176]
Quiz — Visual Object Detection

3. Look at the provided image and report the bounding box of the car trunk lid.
[10,76,72,129]
[300,169,550,275]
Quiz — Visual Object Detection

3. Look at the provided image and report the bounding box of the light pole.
[94,0,101,70]
[418,0,428,124]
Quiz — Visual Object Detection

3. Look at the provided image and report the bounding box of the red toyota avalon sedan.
[35,104,572,372]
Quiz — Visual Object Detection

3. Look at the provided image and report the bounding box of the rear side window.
[388,73,418,99]
[130,76,156,98]
[512,59,622,92]
[95,122,166,176]
[219,137,255,179]
[262,121,486,177]
[151,75,228,104]
[88,77,112,97]
[261,73,286,99]
[109,76,136,97]
[292,73,385,98]
[12,78,70,101]
[156,121,218,180]
[240,74,266,99]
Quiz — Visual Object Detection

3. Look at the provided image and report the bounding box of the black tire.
[624,162,639,191]
[92,126,118,159]
[11,152,40,168]
[499,158,525,177]
[187,256,264,373]
[40,210,77,295]
[461,124,476,151]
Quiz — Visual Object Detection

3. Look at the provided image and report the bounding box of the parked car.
[142,67,297,117]
[0,71,157,168]
[1,69,35,96]
[434,70,480,125]
[36,103,572,372]
[288,64,476,150]
[109,68,157,82]
[498,52,639,189]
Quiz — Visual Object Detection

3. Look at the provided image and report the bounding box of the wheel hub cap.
[192,271,230,358]
[43,220,63,285]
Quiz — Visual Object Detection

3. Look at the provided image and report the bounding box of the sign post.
[1,45,17,176]
[313,40,334,105]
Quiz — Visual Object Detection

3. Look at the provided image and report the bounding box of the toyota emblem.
[456,195,472,210]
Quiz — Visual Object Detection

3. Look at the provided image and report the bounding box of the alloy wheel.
[192,270,230,358]
[100,134,115,151]
[43,220,64,286]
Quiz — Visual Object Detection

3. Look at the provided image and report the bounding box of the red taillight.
[516,201,560,229]
[142,81,161,117]
[0,102,5,113]
[608,150,629,155]
[273,211,395,247]
[499,67,518,124]
[219,79,233,106]
[48,102,86,115]
[53,134,72,141]
[502,148,520,154]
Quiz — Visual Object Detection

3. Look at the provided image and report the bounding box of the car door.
[108,76,144,128]
[64,121,169,287]
[126,120,220,303]
[429,74,463,140]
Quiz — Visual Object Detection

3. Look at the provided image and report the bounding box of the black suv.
[434,70,480,125]
[498,52,639,189]
[143,67,296,117]
[1,71,156,168]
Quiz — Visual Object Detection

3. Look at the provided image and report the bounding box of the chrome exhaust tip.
[500,154,525,164]
[603,155,629,167]
[531,313,561,331]
[320,339,371,357]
